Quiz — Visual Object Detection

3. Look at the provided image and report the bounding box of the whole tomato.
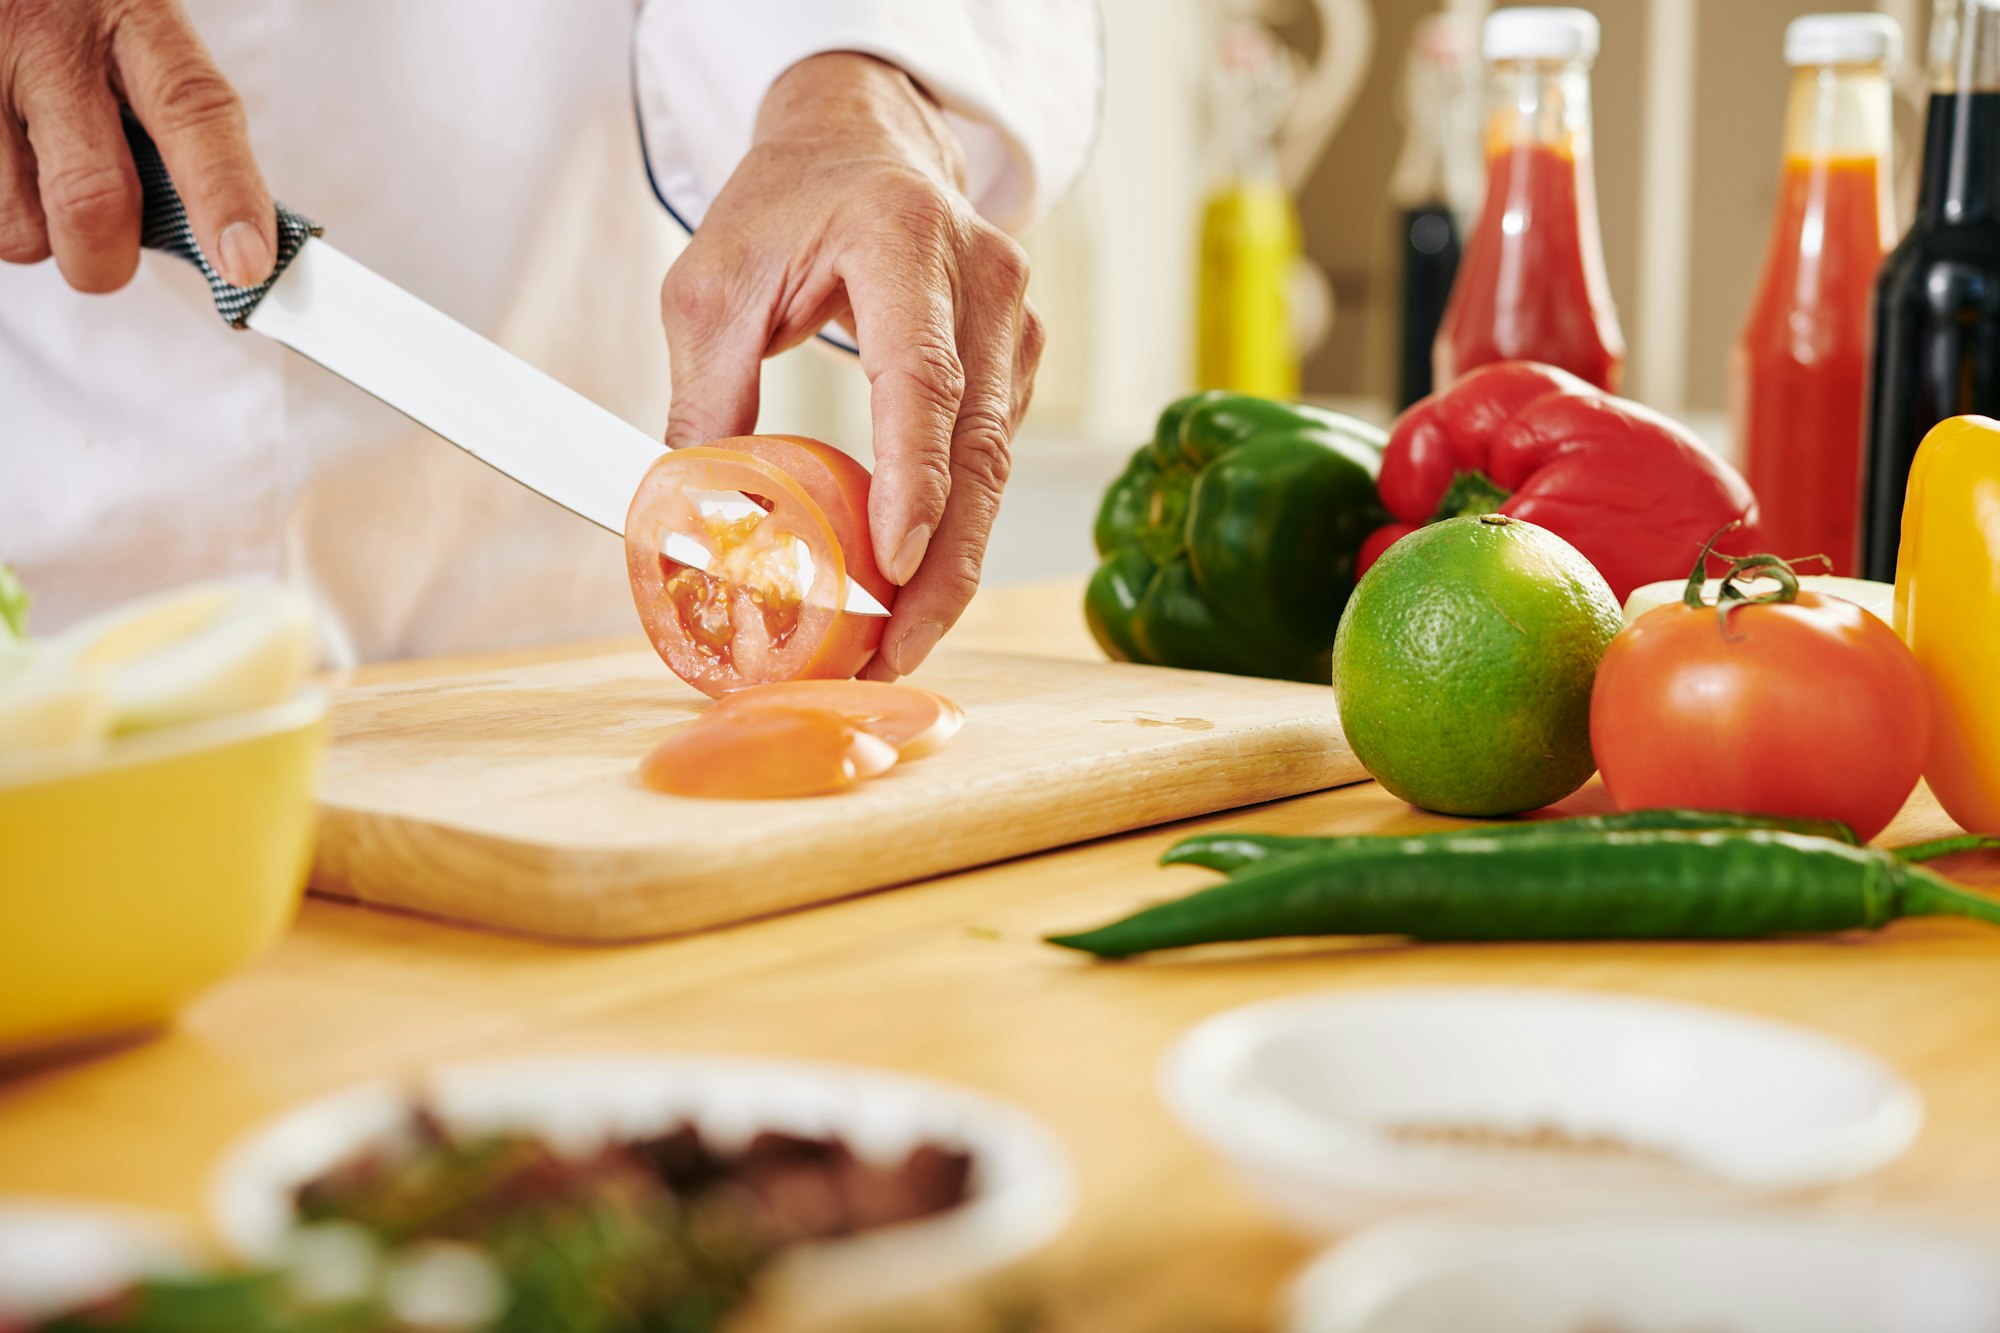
[1590,555,1931,841]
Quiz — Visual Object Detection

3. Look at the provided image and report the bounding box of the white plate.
[1288,1213,2000,1333]
[210,1054,1074,1321]
[0,1199,193,1320]
[1163,987,1921,1234]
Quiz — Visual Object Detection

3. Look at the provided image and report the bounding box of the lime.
[1330,514,1622,816]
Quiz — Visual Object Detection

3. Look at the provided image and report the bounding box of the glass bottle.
[1196,22,1302,400]
[1434,6,1625,393]
[1733,14,1899,575]
[1388,15,1480,409]
[1861,0,2000,579]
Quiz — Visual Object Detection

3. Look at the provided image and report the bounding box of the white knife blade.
[242,239,888,617]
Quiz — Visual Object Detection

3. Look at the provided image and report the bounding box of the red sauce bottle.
[1435,7,1625,393]
[1733,14,1898,576]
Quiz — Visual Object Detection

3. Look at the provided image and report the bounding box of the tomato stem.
[1682,525,1831,641]
[1680,523,1742,609]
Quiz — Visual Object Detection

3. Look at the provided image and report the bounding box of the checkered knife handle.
[123,113,321,328]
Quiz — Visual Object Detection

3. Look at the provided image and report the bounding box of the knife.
[123,118,889,618]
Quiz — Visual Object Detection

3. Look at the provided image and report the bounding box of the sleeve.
[631,0,1105,236]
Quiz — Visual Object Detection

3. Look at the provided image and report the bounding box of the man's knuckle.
[933,559,982,613]
[1019,306,1048,367]
[894,340,966,408]
[905,447,953,505]
[953,408,1013,492]
[876,174,952,239]
[661,263,730,331]
[0,216,49,262]
[43,161,133,235]
[979,231,1030,294]
[150,67,243,131]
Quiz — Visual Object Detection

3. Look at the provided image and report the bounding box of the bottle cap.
[1483,8,1601,63]
[1785,13,1901,66]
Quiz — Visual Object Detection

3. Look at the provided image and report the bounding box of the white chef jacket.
[0,1,1101,664]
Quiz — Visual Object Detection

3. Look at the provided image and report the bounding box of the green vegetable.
[0,563,27,642]
[40,1270,387,1332]
[1894,833,2000,863]
[1161,809,1862,872]
[1047,829,2000,959]
[1084,392,1388,683]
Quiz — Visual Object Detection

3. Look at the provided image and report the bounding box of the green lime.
[1330,514,1622,816]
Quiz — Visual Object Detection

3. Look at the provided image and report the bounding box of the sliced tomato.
[626,437,895,698]
[638,706,899,799]
[712,680,965,756]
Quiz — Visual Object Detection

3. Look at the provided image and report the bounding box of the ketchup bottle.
[1733,14,1899,576]
[1435,7,1625,393]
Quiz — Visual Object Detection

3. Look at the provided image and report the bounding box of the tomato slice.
[638,706,899,799]
[712,680,965,757]
[626,438,895,698]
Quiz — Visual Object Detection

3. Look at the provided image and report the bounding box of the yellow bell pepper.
[1894,415,2000,833]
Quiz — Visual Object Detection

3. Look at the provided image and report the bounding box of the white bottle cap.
[1784,13,1902,66]
[1484,8,1601,63]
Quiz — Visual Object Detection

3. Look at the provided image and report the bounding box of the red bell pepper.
[1359,362,1761,599]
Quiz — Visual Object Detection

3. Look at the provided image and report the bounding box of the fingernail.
[891,620,944,676]
[888,524,933,586]
[218,221,273,287]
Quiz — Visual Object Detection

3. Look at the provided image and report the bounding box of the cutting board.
[310,649,1366,942]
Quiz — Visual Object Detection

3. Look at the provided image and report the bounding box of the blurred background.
[726,0,1938,587]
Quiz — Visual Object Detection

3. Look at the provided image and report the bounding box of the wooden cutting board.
[310,649,1365,942]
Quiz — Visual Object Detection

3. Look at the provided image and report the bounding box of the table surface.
[4,580,1999,1330]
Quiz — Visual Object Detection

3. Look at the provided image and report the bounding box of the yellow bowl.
[0,689,327,1056]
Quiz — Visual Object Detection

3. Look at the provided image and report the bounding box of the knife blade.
[245,240,889,618]
[123,119,888,618]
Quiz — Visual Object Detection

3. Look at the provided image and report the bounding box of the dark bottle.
[1388,15,1478,409]
[1861,0,2000,579]
[1397,205,1462,409]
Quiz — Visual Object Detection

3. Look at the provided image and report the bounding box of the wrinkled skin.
[0,0,277,291]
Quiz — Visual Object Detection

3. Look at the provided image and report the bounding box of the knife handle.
[122,112,321,328]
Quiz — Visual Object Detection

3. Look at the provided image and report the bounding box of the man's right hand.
[0,0,272,292]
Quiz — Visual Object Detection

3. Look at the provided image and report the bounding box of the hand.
[0,0,273,292]
[661,52,1045,680]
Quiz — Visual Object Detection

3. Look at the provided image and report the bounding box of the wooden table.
[5,581,2000,1330]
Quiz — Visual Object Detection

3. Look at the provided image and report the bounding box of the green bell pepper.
[1085,393,1388,683]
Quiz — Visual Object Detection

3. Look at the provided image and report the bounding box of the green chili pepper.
[1895,833,2000,863]
[1047,829,2000,959]
[1160,809,1860,873]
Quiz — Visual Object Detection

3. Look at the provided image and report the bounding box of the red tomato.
[626,436,895,698]
[1590,592,1931,840]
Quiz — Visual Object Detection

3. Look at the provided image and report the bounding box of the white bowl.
[210,1054,1074,1322]
[1288,1213,2000,1333]
[1163,987,1921,1235]
[0,1199,193,1320]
